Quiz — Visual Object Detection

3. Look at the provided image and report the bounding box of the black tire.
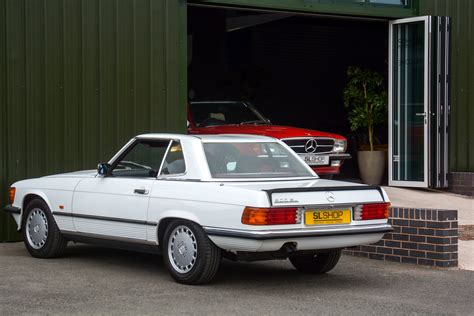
[21,198,67,258]
[163,219,221,285]
[289,250,342,274]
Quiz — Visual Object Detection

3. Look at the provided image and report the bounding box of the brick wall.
[345,208,458,268]
[449,172,474,197]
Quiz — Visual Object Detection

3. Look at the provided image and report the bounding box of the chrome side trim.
[62,230,158,246]
[203,224,392,240]
[54,211,158,226]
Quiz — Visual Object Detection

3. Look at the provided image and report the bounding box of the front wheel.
[289,250,342,274]
[163,220,221,285]
[22,198,68,258]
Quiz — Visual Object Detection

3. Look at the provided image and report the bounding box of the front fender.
[12,189,54,230]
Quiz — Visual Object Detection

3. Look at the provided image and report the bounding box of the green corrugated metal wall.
[0,0,187,241]
[419,0,474,173]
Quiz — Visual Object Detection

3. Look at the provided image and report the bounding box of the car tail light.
[242,207,301,225]
[354,203,390,220]
[8,187,16,204]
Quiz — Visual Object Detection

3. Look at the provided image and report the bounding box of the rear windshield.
[203,142,314,179]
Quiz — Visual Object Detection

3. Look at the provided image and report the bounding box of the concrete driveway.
[383,186,474,225]
[1,242,473,315]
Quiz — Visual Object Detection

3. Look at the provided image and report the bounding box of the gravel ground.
[459,225,474,241]
[1,242,473,315]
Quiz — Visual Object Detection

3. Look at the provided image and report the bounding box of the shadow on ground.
[1,242,473,315]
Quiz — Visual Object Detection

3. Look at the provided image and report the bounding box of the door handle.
[134,188,149,195]
[415,112,428,124]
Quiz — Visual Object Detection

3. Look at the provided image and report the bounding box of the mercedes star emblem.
[305,138,318,153]
[326,191,335,203]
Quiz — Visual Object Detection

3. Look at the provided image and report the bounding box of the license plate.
[305,209,351,225]
[301,155,329,166]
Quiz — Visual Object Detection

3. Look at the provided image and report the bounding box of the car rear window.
[203,142,314,179]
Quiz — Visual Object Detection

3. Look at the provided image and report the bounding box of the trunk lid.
[226,179,386,206]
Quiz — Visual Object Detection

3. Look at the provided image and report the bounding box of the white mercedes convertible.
[4,134,392,284]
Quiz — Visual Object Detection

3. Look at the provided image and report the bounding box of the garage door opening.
[187,6,389,179]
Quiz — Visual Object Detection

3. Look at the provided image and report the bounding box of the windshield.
[203,142,315,179]
[190,101,268,127]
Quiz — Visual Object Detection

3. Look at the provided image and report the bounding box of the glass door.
[389,16,450,188]
[389,16,430,187]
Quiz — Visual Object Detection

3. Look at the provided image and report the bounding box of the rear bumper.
[205,224,391,252]
[204,224,392,240]
[3,205,21,214]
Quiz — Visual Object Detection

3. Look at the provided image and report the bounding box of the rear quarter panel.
[147,181,270,241]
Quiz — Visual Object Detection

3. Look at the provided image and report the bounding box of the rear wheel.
[163,220,221,285]
[22,198,67,258]
[289,250,342,274]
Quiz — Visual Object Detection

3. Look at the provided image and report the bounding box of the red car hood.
[188,125,345,140]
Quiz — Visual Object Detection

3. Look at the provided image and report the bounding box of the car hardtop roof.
[135,133,277,143]
[135,133,197,141]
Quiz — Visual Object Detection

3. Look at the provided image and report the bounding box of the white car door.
[72,139,171,242]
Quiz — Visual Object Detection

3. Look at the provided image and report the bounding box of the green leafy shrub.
[343,66,388,151]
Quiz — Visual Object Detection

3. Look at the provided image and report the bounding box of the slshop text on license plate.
[305,209,351,225]
[301,155,329,166]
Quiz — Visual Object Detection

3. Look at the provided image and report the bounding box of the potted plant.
[343,66,388,185]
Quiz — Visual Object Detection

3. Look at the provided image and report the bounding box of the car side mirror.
[97,163,111,176]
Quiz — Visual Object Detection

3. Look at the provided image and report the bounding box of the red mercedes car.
[188,101,350,176]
